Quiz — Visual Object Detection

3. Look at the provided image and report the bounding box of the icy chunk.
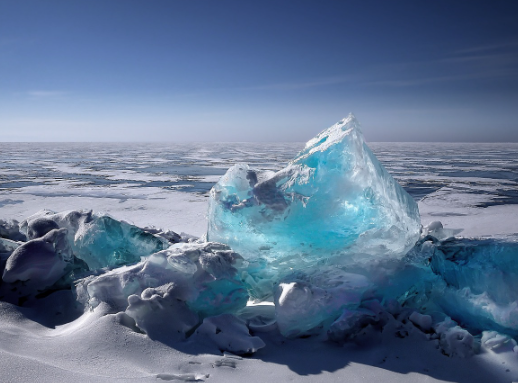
[431,237,518,305]
[0,219,26,241]
[274,269,371,337]
[2,229,71,285]
[434,318,476,358]
[192,314,265,355]
[424,221,444,233]
[0,229,81,303]
[21,210,169,269]
[75,263,148,310]
[20,210,89,238]
[208,114,420,272]
[74,214,168,269]
[75,242,249,318]
[429,236,518,333]
[140,226,182,244]
[409,311,433,332]
[125,283,199,342]
[422,220,461,240]
[481,331,517,351]
[168,242,249,318]
[26,217,59,239]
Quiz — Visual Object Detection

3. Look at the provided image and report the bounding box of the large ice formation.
[3,115,518,360]
[207,114,421,270]
[1,210,258,352]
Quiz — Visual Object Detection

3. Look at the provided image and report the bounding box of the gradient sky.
[1,1,517,142]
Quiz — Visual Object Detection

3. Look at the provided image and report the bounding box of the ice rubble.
[411,235,518,335]
[1,116,518,359]
[76,241,249,317]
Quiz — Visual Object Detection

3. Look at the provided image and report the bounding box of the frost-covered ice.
[274,270,371,337]
[76,241,249,319]
[1,121,518,382]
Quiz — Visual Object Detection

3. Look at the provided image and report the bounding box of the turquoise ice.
[21,210,169,270]
[207,114,421,269]
[429,236,518,335]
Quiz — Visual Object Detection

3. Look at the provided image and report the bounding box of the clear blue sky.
[1,1,517,142]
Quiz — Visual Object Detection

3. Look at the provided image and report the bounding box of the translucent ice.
[374,233,518,339]
[21,210,169,270]
[208,114,421,272]
[268,231,518,341]
[429,236,518,334]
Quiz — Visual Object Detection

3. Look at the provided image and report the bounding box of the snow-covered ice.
[1,121,518,382]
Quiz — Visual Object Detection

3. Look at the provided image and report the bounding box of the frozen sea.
[1,141,517,237]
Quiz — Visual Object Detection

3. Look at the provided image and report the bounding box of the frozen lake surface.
[1,142,517,237]
[1,142,517,201]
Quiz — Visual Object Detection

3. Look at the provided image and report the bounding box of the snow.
[1,297,517,382]
[420,197,518,237]
[1,210,518,383]
[0,189,209,237]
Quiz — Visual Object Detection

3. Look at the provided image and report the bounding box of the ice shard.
[207,114,421,270]
[21,210,169,270]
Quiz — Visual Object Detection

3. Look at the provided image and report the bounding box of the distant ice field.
[1,142,517,237]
